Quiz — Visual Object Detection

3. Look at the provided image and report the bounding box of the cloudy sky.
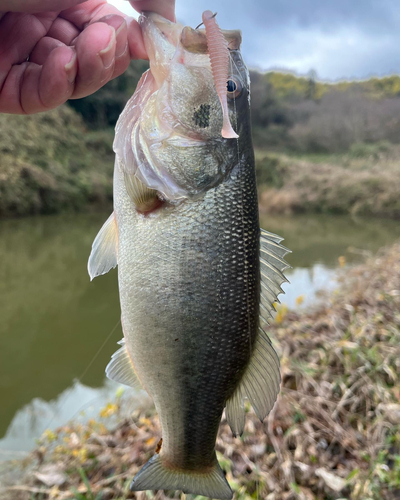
[109,0,400,81]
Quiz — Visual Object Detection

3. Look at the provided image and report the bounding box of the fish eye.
[227,78,242,98]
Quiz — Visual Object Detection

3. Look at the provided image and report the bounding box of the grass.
[2,242,400,499]
[256,145,400,219]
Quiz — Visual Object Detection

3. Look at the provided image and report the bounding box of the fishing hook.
[195,11,217,30]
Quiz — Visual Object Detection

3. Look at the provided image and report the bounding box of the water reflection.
[0,379,150,460]
[1,213,399,458]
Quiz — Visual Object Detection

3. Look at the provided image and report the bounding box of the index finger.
[129,0,175,22]
[0,0,87,13]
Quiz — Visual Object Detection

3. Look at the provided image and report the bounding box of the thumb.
[129,0,176,22]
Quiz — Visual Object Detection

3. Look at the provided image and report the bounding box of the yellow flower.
[146,437,157,447]
[338,255,346,267]
[100,403,118,418]
[42,429,57,443]
[275,303,288,323]
[295,295,305,306]
[79,448,88,463]
[115,386,125,399]
[49,486,60,499]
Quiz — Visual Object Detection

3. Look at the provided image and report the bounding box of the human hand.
[0,0,175,114]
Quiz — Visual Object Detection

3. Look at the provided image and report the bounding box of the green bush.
[348,140,391,159]
[0,107,114,217]
[255,154,287,188]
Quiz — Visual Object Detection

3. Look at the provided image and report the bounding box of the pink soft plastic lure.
[202,10,239,139]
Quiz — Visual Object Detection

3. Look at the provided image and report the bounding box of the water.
[1,213,399,459]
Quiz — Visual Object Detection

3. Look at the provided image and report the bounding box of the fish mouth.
[139,12,182,50]
[139,12,183,87]
[139,12,242,85]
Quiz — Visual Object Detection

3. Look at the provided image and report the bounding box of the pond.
[1,212,399,459]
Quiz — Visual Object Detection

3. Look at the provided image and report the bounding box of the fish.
[88,10,290,500]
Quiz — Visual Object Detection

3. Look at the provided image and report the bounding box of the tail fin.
[130,453,233,500]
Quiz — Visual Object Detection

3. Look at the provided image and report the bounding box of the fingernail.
[116,21,128,58]
[65,51,77,84]
[99,27,116,69]
[116,40,128,59]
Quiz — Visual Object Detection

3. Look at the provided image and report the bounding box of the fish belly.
[114,160,259,470]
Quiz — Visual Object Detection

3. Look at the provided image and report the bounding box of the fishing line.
[40,318,121,435]
[37,319,122,498]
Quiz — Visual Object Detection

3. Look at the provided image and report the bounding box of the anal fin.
[106,339,142,389]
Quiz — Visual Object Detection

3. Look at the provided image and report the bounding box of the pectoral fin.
[124,172,161,214]
[87,212,118,281]
[106,339,142,389]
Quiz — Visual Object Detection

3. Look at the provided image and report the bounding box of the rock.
[250,443,266,457]
[377,403,400,424]
[34,464,67,487]
[315,468,346,492]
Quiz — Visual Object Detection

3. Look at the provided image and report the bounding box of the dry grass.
[257,147,400,219]
[2,243,400,500]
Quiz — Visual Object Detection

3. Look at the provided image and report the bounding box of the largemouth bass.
[88,11,290,500]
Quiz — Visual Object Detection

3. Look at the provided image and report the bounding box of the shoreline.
[2,242,400,500]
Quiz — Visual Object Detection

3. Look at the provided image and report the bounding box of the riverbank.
[257,146,400,219]
[2,241,399,500]
[2,106,400,220]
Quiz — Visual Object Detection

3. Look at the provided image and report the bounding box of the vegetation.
[3,242,400,499]
[0,107,114,217]
[257,146,400,218]
[250,72,400,152]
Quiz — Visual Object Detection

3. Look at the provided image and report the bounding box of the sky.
[109,0,400,81]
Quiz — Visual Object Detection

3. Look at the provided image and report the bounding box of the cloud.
[108,0,400,80]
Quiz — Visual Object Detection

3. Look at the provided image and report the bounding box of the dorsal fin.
[259,229,291,324]
[225,228,291,436]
